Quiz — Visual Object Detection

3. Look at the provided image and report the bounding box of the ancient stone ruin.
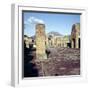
[71,23,80,48]
[24,23,80,77]
[35,23,47,60]
[47,35,70,48]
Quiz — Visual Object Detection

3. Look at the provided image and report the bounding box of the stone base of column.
[71,40,74,48]
[36,53,47,60]
[75,38,79,48]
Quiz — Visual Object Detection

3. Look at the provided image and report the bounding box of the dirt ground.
[24,47,80,77]
[35,48,80,76]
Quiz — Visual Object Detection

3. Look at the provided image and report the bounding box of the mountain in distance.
[47,31,63,37]
[25,31,63,39]
[30,35,35,40]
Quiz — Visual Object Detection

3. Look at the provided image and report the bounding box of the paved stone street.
[34,47,80,76]
[24,46,80,77]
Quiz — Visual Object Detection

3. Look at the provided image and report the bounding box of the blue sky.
[23,11,80,37]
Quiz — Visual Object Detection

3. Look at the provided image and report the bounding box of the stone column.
[71,40,74,48]
[75,38,79,48]
[36,23,47,60]
[52,37,54,47]
[64,42,67,47]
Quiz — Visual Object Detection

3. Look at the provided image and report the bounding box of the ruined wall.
[46,36,70,48]
[24,36,33,48]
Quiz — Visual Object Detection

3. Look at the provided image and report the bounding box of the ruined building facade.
[46,35,70,48]
[71,23,80,48]
[24,35,33,48]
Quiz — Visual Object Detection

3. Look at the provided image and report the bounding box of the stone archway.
[71,38,75,48]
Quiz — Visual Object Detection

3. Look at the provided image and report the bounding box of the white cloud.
[24,16,45,36]
[28,16,45,24]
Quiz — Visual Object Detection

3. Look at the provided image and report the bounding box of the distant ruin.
[47,35,70,48]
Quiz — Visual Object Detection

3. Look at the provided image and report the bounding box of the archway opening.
[73,39,75,48]
[78,38,80,48]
